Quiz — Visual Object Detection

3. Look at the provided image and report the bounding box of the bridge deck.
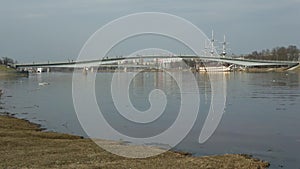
[15,55,299,68]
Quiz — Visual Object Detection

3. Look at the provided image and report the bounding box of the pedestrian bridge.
[15,55,299,69]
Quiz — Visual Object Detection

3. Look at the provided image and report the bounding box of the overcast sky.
[0,0,299,62]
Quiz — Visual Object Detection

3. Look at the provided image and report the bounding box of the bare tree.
[1,57,14,66]
[244,46,300,61]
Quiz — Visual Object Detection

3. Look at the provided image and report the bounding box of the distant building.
[157,57,182,63]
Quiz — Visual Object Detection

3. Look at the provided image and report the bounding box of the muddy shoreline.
[0,111,270,169]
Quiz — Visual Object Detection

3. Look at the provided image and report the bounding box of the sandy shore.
[0,114,270,169]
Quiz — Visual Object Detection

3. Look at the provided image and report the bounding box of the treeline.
[0,57,16,66]
[243,45,300,61]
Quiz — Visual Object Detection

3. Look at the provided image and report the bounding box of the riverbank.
[293,64,300,71]
[0,114,270,169]
[0,65,28,77]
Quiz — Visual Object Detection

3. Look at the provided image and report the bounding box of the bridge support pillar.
[83,67,88,74]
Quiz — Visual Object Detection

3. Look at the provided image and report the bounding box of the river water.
[1,71,300,168]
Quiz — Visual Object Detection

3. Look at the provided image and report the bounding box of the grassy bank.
[0,65,28,77]
[0,114,270,169]
[0,65,17,73]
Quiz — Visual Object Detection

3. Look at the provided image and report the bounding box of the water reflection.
[96,71,197,139]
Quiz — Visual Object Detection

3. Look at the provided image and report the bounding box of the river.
[1,71,300,169]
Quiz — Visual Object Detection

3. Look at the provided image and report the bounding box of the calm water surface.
[1,71,300,169]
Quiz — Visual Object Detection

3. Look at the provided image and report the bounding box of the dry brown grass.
[0,115,270,169]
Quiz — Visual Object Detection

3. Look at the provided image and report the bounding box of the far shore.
[18,66,300,74]
[0,113,270,169]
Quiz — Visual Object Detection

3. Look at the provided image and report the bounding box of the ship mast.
[210,30,215,56]
[221,35,227,57]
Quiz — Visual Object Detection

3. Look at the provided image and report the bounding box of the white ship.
[198,65,233,72]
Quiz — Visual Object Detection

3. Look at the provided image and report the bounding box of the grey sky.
[0,0,299,62]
